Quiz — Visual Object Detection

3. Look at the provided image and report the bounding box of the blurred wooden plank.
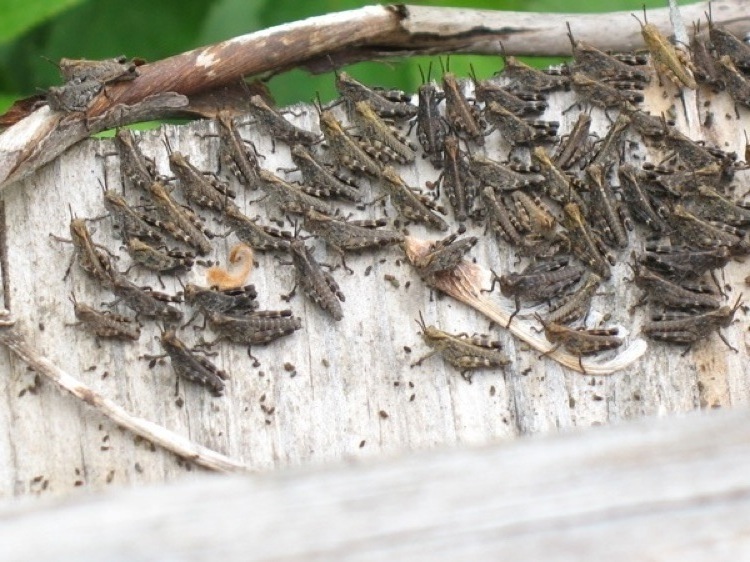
[3,406,750,561]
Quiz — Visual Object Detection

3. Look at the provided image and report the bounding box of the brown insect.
[223,206,292,253]
[284,144,362,202]
[707,6,750,75]
[489,257,585,325]
[590,113,630,169]
[335,71,416,119]
[586,163,630,249]
[165,141,236,212]
[246,94,320,148]
[561,203,612,279]
[469,154,545,193]
[415,70,447,167]
[379,167,448,231]
[412,313,510,383]
[258,169,336,217]
[183,283,258,318]
[57,55,142,84]
[570,72,644,110]
[52,215,115,285]
[631,260,721,311]
[682,184,750,227]
[531,147,587,210]
[148,182,213,255]
[716,55,750,109]
[545,272,602,325]
[471,67,547,116]
[566,22,651,85]
[632,9,696,89]
[216,110,262,187]
[553,112,593,170]
[428,135,477,222]
[46,79,103,113]
[284,239,345,321]
[152,330,228,397]
[109,273,183,323]
[500,53,569,93]
[484,101,558,147]
[68,293,141,341]
[639,243,730,282]
[442,71,485,145]
[536,314,624,373]
[302,209,403,273]
[318,110,382,177]
[667,204,750,255]
[410,232,478,280]
[352,100,417,165]
[206,310,302,352]
[125,238,194,281]
[617,164,668,233]
[113,129,159,192]
[642,296,742,352]
[102,188,163,243]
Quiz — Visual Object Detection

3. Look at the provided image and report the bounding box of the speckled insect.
[412,313,510,383]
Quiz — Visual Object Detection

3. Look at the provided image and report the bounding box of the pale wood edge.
[2,406,750,561]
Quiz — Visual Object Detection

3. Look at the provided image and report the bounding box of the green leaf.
[197,0,264,45]
[0,0,86,45]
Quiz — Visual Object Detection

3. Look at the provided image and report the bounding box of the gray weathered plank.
[2,405,750,561]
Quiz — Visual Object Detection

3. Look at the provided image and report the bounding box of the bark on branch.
[0,0,747,190]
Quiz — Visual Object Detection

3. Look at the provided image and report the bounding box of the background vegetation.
[0,0,684,114]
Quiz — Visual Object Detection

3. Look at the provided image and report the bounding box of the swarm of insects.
[54,4,750,402]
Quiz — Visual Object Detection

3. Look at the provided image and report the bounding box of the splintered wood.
[3,15,750,497]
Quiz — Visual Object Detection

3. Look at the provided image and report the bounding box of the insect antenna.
[415,311,428,334]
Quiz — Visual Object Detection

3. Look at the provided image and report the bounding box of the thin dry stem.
[0,310,249,473]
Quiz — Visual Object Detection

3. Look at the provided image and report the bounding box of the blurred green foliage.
[0,0,685,114]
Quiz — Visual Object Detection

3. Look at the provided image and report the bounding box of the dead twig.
[0,310,249,473]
